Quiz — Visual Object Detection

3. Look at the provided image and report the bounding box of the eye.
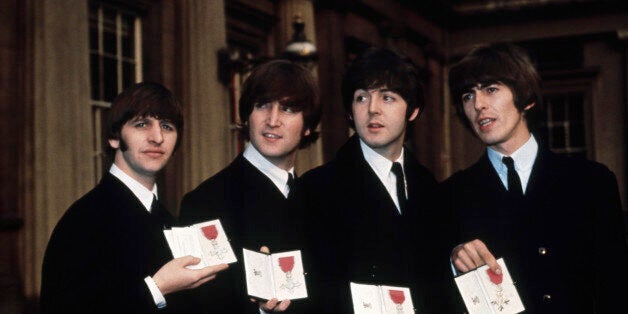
[161,122,175,131]
[254,102,270,109]
[383,94,395,102]
[134,121,147,128]
[486,86,498,94]
[354,95,367,103]
[462,93,474,103]
[282,106,296,114]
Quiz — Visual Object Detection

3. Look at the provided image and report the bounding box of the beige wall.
[176,0,232,204]
[24,0,94,296]
[585,41,627,206]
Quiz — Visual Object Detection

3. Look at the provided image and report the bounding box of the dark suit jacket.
[298,135,453,313]
[40,173,197,314]
[440,146,628,313]
[179,155,307,313]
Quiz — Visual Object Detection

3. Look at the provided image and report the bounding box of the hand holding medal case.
[350,282,414,314]
[163,219,238,269]
[454,257,524,314]
[243,248,308,301]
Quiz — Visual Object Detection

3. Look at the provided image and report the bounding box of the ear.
[303,128,311,137]
[408,108,420,122]
[108,138,120,150]
[523,102,535,111]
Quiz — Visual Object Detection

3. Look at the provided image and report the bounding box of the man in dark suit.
[442,42,628,313]
[299,47,453,313]
[40,82,228,313]
[178,60,321,313]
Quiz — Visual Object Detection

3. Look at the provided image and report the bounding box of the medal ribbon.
[486,269,503,285]
[201,225,219,240]
[389,290,405,305]
[278,256,295,273]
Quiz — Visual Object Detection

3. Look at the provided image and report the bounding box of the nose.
[148,124,164,144]
[267,102,281,127]
[368,97,381,115]
[474,92,487,111]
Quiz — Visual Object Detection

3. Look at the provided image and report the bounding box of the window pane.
[89,21,99,51]
[121,14,135,58]
[569,123,585,147]
[551,126,565,148]
[122,61,135,89]
[568,93,584,121]
[103,57,118,102]
[102,8,117,55]
[90,54,101,100]
[551,99,565,121]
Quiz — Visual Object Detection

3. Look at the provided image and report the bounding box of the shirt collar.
[487,134,538,173]
[360,139,405,182]
[243,143,294,198]
[109,164,157,212]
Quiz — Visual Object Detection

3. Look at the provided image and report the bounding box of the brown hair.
[341,47,426,128]
[238,59,321,148]
[449,42,542,130]
[104,82,183,158]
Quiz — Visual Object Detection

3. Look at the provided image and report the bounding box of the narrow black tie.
[391,162,407,213]
[287,173,296,197]
[151,194,172,228]
[502,156,523,197]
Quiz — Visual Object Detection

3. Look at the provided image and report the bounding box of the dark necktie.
[151,194,173,228]
[391,162,407,213]
[287,173,296,197]
[502,156,523,197]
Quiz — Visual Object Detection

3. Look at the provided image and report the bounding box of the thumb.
[490,261,502,275]
[180,255,202,266]
[259,246,270,254]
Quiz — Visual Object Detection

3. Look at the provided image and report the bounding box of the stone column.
[276,0,324,173]
[177,0,231,197]
[315,9,348,161]
[25,0,93,296]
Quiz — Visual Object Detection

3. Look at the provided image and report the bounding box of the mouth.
[477,118,495,128]
[367,122,384,129]
[143,150,165,157]
[263,132,282,139]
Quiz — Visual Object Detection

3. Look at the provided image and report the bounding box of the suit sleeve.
[591,166,628,313]
[40,211,158,314]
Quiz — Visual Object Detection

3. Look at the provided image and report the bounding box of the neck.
[371,138,404,162]
[375,147,402,162]
[265,153,296,172]
[113,160,156,190]
[490,131,531,156]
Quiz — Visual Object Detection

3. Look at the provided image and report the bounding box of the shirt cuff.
[144,276,167,309]
[450,256,459,277]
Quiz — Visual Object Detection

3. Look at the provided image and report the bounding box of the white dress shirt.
[109,164,166,309]
[243,143,295,198]
[487,135,538,194]
[360,139,406,214]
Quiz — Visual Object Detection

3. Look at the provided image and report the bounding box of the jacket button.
[542,294,552,303]
[538,247,548,255]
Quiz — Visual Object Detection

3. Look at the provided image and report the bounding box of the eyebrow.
[129,115,173,124]
[128,116,148,123]
[358,87,395,94]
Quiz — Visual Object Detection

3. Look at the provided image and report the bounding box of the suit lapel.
[338,136,400,217]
